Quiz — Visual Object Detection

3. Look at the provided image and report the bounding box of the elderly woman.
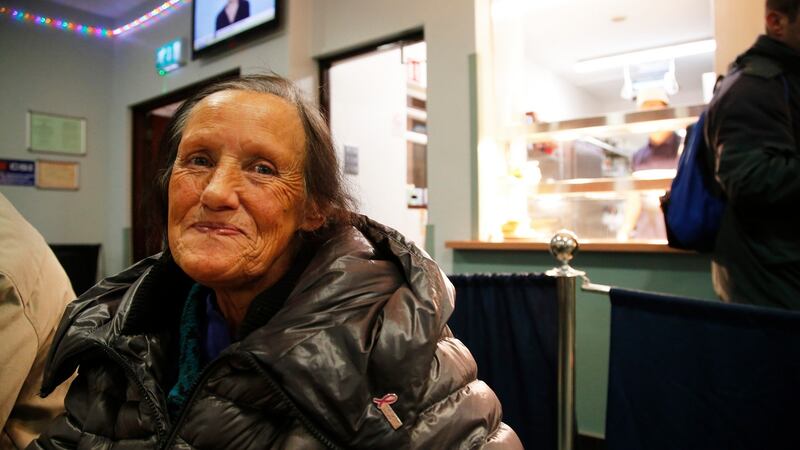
[30,75,522,449]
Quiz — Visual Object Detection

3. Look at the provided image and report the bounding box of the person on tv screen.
[215,0,250,32]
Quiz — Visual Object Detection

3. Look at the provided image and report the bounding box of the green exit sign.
[156,39,185,76]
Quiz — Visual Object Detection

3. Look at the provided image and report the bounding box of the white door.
[329,44,427,248]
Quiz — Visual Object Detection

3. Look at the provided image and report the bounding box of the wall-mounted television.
[192,0,280,59]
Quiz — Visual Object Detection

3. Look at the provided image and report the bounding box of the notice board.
[27,111,87,155]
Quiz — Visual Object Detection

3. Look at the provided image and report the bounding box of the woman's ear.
[300,203,325,232]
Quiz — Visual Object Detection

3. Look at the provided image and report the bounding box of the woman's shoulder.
[324,216,447,292]
[39,255,163,395]
[252,218,453,356]
[295,217,452,315]
[69,254,163,323]
[282,216,457,365]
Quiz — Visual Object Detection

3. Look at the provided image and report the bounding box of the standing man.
[705,0,800,309]
[0,193,75,448]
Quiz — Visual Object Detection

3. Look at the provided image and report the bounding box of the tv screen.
[192,0,279,58]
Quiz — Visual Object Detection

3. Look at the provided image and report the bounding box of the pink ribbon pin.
[372,393,398,408]
[372,393,403,429]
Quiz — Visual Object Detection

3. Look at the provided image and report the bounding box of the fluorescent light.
[574,39,716,73]
[632,169,677,180]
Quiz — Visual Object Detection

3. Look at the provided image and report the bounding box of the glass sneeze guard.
[495,105,702,245]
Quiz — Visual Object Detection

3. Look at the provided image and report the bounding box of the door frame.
[316,28,424,121]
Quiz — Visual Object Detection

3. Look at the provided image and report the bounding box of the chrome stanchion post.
[546,230,584,450]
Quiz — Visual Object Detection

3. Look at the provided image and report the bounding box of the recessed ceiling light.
[574,39,717,73]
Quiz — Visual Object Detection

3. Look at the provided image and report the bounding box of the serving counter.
[446,240,683,253]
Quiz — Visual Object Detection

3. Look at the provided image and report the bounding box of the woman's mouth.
[192,221,243,236]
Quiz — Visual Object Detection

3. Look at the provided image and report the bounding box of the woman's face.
[168,90,319,290]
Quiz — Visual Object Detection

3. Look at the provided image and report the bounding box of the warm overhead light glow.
[574,39,717,73]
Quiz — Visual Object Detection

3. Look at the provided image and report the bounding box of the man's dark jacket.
[28,218,522,449]
[705,35,800,309]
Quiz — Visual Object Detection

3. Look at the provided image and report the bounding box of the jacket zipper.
[95,343,170,444]
[244,353,343,450]
[160,357,226,449]
[89,346,341,449]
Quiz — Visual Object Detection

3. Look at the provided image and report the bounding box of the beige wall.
[0,0,113,257]
[286,0,317,96]
[714,0,764,72]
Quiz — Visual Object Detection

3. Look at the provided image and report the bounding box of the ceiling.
[492,0,714,108]
[46,0,154,19]
[518,0,711,71]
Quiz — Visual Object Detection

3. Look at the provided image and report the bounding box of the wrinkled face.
[168,90,319,290]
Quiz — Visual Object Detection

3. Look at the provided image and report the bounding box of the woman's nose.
[200,165,240,210]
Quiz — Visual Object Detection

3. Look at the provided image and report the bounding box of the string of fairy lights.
[0,0,189,39]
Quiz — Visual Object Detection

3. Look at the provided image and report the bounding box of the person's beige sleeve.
[0,275,75,450]
[0,273,40,447]
[0,194,76,449]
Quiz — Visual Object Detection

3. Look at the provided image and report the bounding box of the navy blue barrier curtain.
[448,273,558,450]
[606,288,800,450]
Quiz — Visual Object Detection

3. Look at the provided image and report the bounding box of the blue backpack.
[660,112,724,252]
[662,71,788,252]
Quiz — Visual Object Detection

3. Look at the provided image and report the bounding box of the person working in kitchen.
[631,86,681,171]
[621,86,681,240]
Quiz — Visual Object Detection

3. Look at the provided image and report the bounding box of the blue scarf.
[166,284,231,420]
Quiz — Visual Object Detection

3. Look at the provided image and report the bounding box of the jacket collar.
[119,244,317,339]
[118,251,193,336]
[236,241,317,339]
[741,34,800,73]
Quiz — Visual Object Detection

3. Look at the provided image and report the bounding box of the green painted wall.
[451,249,717,437]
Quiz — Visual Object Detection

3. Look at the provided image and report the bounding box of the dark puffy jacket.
[705,35,800,309]
[29,218,522,449]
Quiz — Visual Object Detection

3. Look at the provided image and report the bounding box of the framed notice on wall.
[343,145,359,175]
[0,159,35,186]
[36,160,80,190]
[27,111,87,155]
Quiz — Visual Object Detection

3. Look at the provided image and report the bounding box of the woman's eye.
[189,155,211,167]
[254,163,275,175]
